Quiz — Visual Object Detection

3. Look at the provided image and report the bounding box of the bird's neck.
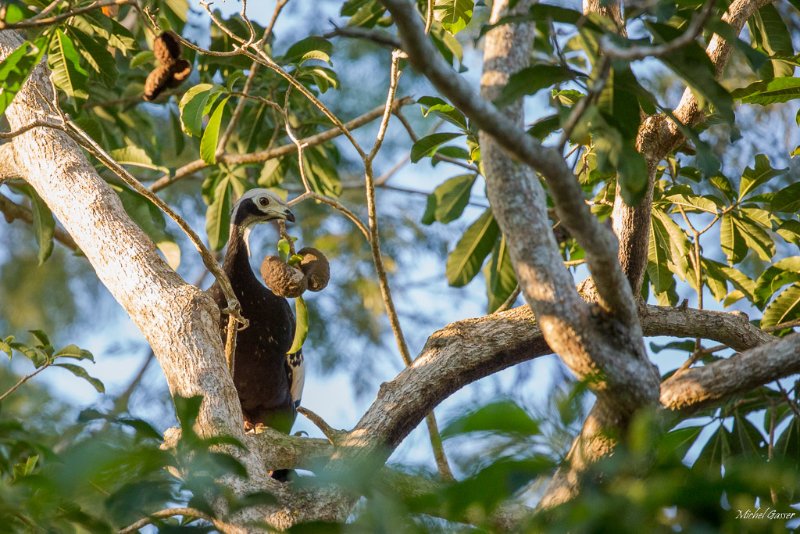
[223,224,256,284]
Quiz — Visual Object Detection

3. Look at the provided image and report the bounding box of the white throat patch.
[242,226,253,258]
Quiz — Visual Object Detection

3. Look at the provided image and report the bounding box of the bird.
[207,189,304,443]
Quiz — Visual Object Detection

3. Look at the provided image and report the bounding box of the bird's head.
[231,189,295,228]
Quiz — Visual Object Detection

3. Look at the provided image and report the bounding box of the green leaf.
[109,146,169,173]
[418,96,467,130]
[54,363,105,393]
[753,257,800,308]
[179,83,222,137]
[739,154,786,200]
[647,22,734,123]
[527,114,560,140]
[748,4,795,79]
[29,329,51,348]
[617,146,648,205]
[704,259,756,304]
[288,296,308,355]
[130,50,154,69]
[771,182,800,213]
[200,96,229,165]
[761,284,800,328]
[446,209,500,287]
[720,213,747,265]
[54,344,94,362]
[20,185,55,265]
[435,0,474,35]
[284,36,333,65]
[0,37,47,116]
[205,176,231,251]
[303,144,342,197]
[496,64,577,106]
[732,77,800,105]
[648,214,676,295]
[425,174,476,225]
[410,132,464,163]
[343,0,386,28]
[776,220,800,245]
[664,185,719,214]
[734,215,775,262]
[49,29,89,100]
[67,27,117,86]
[442,400,539,438]
[484,237,517,313]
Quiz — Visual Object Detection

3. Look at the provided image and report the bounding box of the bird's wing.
[287,351,305,409]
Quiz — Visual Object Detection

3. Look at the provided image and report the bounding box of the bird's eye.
[258,197,269,207]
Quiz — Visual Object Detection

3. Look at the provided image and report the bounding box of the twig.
[216,0,290,153]
[117,507,237,534]
[763,319,800,333]
[149,98,413,192]
[323,23,402,49]
[425,0,434,34]
[0,119,63,139]
[364,50,454,481]
[0,362,52,402]
[0,0,133,30]
[599,0,717,61]
[297,406,346,444]
[557,55,611,150]
[495,285,521,313]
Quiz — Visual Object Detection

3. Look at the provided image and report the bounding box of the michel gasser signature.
[736,507,797,520]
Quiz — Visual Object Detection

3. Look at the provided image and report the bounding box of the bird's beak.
[284,209,295,223]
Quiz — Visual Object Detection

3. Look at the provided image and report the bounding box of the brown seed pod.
[297,247,330,292]
[153,31,182,65]
[260,256,307,298]
[167,59,192,87]
[143,65,173,101]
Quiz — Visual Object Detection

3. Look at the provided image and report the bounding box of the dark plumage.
[208,190,302,437]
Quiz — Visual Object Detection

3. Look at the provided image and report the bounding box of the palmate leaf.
[753,257,800,308]
[283,36,333,65]
[738,154,786,200]
[771,182,800,213]
[49,29,88,100]
[761,284,800,329]
[446,209,499,287]
[648,214,676,297]
[733,215,775,262]
[720,213,747,265]
[748,4,795,79]
[703,258,756,304]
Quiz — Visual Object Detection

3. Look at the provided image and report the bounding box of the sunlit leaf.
[446,209,499,287]
[288,296,308,355]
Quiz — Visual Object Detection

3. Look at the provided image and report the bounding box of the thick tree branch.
[379,0,639,328]
[603,0,775,294]
[661,334,800,414]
